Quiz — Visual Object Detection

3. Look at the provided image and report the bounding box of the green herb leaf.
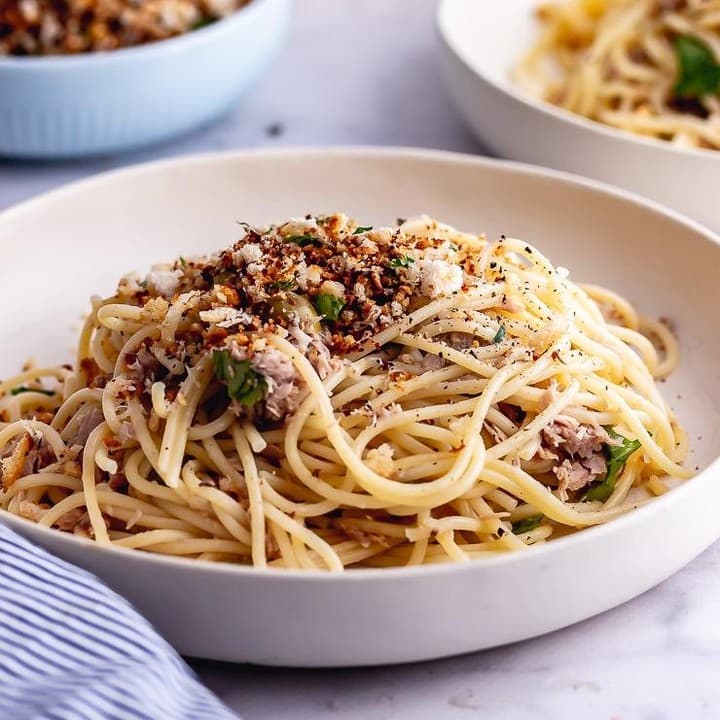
[492,324,506,344]
[674,35,720,98]
[389,256,414,268]
[269,278,296,292]
[314,293,345,322]
[512,514,543,534]
[215,269,235,285]
[352,226,373,235]
[10,386,55,397]
[212,350,267,407]
[583,427,642,502]
[179,256,187,268]
[286,234,322,248]
[212,349,232,382]
[192,17,215,31]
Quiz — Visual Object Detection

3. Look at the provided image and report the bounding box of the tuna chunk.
[540,415,611,497]
[542,415,611,459]
[61,405,104,447]
[250,348,305,421]
[554,453,607,493]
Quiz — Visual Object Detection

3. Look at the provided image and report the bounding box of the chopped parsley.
[10,386,55,397]
[352,226,373,235]
[192,17,215,31]
[674,35,720,98]
[389,256,414,268]
[179,256,187,268]
[511,514,543,534]
[583,427,642,502]
[269,278,296,292]
[286,234,323,248]
[212,269,234,285]
[212,350,266,407]
[492,324,506,344]
[314,293,345,322]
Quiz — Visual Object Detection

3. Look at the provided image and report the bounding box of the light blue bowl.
[0,0,291,159]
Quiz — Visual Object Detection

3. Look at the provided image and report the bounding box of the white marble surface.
[1,1,718,718]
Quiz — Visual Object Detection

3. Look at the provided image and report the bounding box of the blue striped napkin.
[0,523,240,720]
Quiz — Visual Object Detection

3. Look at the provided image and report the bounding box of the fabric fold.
[0,524,239,720]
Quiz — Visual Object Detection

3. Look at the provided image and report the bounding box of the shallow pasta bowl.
[438,0,720,232]
[1,147,720,667]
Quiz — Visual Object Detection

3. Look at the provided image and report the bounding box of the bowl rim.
[1,144,719,582]
[0,0,280,69]
[437,0,720,163]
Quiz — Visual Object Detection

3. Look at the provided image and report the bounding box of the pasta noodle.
[516,0,720,150]
[0,213,690,570]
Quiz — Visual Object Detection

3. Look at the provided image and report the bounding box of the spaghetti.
[516,0,720,151]
[0,214,690,570]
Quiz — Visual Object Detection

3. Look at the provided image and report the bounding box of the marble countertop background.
[1,1,717,718]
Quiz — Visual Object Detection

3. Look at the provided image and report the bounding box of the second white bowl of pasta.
[438,0,720,232]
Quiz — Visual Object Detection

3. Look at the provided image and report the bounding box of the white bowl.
[0,0,291,159]
[1,148,719,667]
[438,0,720,232]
